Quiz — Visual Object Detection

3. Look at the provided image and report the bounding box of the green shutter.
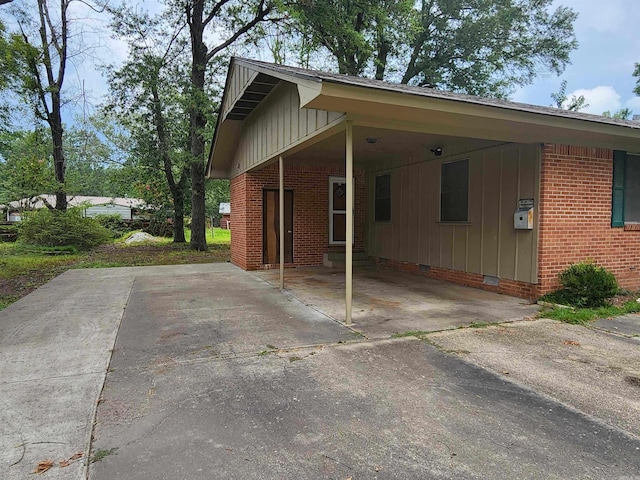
[611,150,626,227]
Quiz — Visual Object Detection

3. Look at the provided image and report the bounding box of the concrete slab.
[90,338,640,479]
[0,268,133,479]
[254,266,539,338]
[594,313,640,338]
[1,262,321,479]
[428,319,640,438]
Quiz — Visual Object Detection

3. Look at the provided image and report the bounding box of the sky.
[512,0,640,116]
[7,0,640,123]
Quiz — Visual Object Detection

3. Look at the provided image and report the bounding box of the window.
[612,151,640,226]
[440,159,469,222]
[375,174,391,222]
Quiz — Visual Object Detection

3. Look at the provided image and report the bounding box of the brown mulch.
[610,291,640,308]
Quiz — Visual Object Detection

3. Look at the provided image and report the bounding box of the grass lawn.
[0,228,231,311]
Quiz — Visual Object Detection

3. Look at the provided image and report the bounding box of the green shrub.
[557,262,618,308]
[19,208,111,250]
[93,214,146,239]
[144,217,173,238]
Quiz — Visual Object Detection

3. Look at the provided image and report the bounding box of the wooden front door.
[263,190,293,264]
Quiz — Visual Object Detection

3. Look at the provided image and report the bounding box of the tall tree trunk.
[51,88,66,210]
[152,82,187,243]
[173,188,186,242]
[187,0,208,252]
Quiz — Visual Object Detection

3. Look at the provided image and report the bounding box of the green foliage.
[287,0,577,97]
[19,208,111,250]
[602,108,633,120]
[541,301,640,325]
[93,214,145,239]
[0,129,56,204]
[144,216,174,238]
[556,262,619,308]
[550,80,588,111]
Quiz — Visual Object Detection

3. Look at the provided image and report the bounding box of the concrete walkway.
[0,263,262,479]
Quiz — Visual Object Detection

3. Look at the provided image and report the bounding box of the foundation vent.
[483,275,500,286]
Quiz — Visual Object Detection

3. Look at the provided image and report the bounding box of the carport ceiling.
[284,126,502,166]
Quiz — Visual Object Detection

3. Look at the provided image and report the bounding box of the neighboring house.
[7,195,149,221]
[219,202,231,229]
[207,57,640,302]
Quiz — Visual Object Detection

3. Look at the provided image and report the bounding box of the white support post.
[279,155,285,290]
[345,120,353,325]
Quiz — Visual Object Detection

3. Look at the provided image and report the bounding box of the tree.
[602,108,633,120]
[290,0,577,98]
[12,0,74,210]
[181,0,275,250]
[106,6,191,243]
[633,62,640,97]
[550,80,588,112]
[0,20,21,129]
[0,129,56,207]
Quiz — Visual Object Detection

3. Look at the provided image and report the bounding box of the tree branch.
[206,0,272,61]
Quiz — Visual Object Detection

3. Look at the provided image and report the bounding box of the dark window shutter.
[611,150,626,227]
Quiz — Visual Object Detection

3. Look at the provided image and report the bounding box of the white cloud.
[565,86,622,115]
[626,96,640,113]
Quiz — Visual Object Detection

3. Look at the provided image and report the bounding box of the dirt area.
[0,243,230,308]
[611,290,640,307]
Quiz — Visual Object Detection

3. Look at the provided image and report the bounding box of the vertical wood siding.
[367,143,539,284]
[221,65,258,120]
[233,83,344,173]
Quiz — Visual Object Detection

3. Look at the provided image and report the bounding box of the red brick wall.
[374,258,538,299]
[537,144,640,294]
[230,163,366,270]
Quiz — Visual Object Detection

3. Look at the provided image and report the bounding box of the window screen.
[375,174,391,222]
[440,159,469,222]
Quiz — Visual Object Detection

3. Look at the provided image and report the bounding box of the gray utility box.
[514,198,534,230]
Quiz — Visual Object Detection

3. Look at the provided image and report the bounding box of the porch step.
[323,252,372,269]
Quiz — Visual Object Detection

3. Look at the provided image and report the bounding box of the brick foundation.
[230,163,365,270]
[537,144,640,294]
[374,257,538,300]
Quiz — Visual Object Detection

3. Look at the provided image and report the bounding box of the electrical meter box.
[514,198,534,230]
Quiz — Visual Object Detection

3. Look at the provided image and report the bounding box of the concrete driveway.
[1,263,639,479]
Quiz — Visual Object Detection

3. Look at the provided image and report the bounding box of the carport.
[208,58,640,323]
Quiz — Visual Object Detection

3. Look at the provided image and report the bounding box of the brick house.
[207,58,640,317]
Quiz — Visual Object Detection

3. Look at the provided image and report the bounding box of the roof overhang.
[207,58,640,179]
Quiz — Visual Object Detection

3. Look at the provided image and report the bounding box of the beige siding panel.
[453,225,467,272]
[299,108,308,138]
[427,161,441,265]
[391,168,404,258]
[307,107,317,133]
[498,148,519,279]
[233,82,345,172]
[290,89,300,141]
[466,156,483,274]
[222,65,257,120]
[481,154,501,277]
[328,111,343,123]
[440,225,454,270]
[515,145,539,283]
[417,162,431,265]
[406,164,421,263]
[366,142,540,284]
